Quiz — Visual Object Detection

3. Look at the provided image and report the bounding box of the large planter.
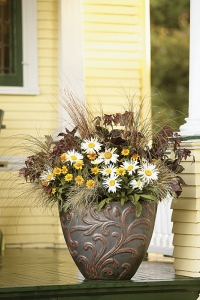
[60,201,157,280]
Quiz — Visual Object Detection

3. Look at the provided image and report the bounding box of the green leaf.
[121,191,125,197]
[134,193,140,202]
[123,185,129,190]
[146,186,155,192]
[140,194,158,202]
[128,195,134,201]
[121,198,125,206]
[127,188,133,195]
[135,201,142,217]
[106,197,112,203]
[58,193,63,201]
[59,187,63,193]
[61,177,66,185]
[97,199,107,210]
[122,176,128,184]
[130,199,142,217]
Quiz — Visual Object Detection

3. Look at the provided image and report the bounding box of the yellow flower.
[86,180,95,189]
[64,173,73,182]
[116,167,126,176]
[51,188,56,194]
[87,153,97,160]
[60,153,68,163]
[41,180,48,186]
[121,149,130,156]
[75,175,84,185]
[74,160,84,170]
[91,166,100,175]
[53,167,61,175]
[132,153,139,160]
[62,165,68,174]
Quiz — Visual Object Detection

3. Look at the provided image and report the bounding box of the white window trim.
[0,0,39,95]
[0,156,25,171]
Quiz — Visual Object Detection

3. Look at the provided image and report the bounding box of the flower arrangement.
[18,92,193,216]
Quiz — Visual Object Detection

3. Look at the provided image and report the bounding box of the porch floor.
[0,249,199,300]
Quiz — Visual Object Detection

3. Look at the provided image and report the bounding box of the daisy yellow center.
[104,152,112,159]
[71,155,77,161]
[127,165,133,171]
[109,179,115,186]
[105,169,111,174]
[145,170,153,176]
[88,142,95,148]
[46,173,53,180]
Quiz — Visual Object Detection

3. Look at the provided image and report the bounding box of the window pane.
[0,0,10,74]
[0,0,23,86]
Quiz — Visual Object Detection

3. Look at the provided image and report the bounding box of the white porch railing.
[148,199,174,256]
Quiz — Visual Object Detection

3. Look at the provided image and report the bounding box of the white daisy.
[100,164,116,176]
[102,174,121,193]
[40,168,55,182]
[122,160,139,175]
[66,149,83,164]
[138,163,159,184]
[81,137,102,153]
[99,148,119,165]
[91,157,103,165]
[130,179,144,191]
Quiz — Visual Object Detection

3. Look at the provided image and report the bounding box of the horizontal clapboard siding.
[82,0,147,115]
[171,146,200,277]
[0,0,65,249]
[0,0,149,249]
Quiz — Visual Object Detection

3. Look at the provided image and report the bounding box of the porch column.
[172,0,200,278]
[55,0,85,247]
[57,0,85,132]
[179,0,200,136]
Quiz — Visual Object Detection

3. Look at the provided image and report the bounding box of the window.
[0,0,23,86]
[0,0,39,95]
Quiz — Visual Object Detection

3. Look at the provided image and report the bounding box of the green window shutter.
[0,0,23,87]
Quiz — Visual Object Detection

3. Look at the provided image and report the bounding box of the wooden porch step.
[0,249,199,300]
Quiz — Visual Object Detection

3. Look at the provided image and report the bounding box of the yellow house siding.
[0,0,60,248]
[82,0,149,115]
[172,142,200,277]
[0,1,58,153]
[0,0,150,249]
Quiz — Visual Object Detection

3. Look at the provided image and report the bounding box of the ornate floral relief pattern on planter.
[60,201,156,280]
